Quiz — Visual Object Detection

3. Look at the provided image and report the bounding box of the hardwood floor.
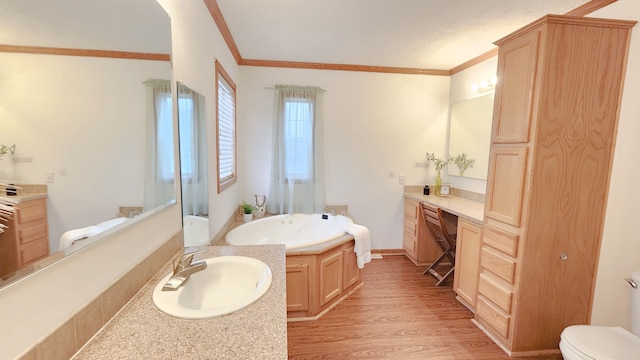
[287,255,563,360]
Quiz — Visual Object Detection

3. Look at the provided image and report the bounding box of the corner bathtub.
[184,215,210,247]
[225,213,353,250]
[225,213,362,321]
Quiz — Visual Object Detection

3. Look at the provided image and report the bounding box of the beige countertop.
[73,245,288,360]
[405,193,485,224]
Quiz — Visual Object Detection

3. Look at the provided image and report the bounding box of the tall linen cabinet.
[474,15,635,355]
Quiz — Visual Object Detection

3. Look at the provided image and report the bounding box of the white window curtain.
[268,85,325,214]
[177,83,209,216]
[143,79,174,211]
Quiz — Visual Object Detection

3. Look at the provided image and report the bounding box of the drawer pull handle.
[626,278,638,289]
[559,252,568,261]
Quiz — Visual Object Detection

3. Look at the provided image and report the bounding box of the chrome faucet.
[162,250,207,291]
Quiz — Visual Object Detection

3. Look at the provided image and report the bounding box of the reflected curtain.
[177,84,209,216]
[143,79,174,211]
[268,85,325,214]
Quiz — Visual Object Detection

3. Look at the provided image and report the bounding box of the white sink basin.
[152,256,272,319]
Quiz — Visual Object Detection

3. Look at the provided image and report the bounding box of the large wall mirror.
[447,93,494,180]
[0,0,173,287]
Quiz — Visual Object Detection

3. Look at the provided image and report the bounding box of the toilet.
[560,271,640,359]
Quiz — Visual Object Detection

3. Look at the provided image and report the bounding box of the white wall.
[238,66,450,249]
[0,53,170,249]
[446,58,498,194]
[159,0,241,240]
[589,0,640,330]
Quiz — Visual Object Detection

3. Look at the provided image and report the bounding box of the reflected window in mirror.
[447,93,494,180]
[144,79,175,210]
[177,83,209,217]
[215,60,237,193]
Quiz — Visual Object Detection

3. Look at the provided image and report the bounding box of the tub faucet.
[162,250,207,291]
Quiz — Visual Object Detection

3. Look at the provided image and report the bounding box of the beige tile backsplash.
[18,232,183,360]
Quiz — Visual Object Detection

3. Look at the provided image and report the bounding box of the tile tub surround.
[17,232,183,360]
[73,245,288,360]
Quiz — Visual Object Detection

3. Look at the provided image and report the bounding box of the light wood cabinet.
[0,197,50,277]
[453,219,482,310]
[402,197,441,265]
[475,15,635,355]
[286,240,361,319]
[285,257,311,312]
[319,249,343,306]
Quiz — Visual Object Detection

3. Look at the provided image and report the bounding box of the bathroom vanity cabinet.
[402,197,441,265]
[0,197,49,277]
[453,218,482,310]
[475,15,635,355]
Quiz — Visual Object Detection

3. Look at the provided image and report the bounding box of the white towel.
[343,223,371,269]
[58,217,127,250]
[59,226,101,250]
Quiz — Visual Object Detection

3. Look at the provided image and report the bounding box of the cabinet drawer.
[404,200,419,221]
[403,237,416,257]
[476,295,510,338]
[478,273,513,313]
[403,221,418,238]
[17,199,47,224]
[483,225,519,257]
[19,222,47,244]
[481,247,516,284]
[20,241,48,266]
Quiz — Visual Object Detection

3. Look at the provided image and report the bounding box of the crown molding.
[0,44,170,61]
[211,0,616,75]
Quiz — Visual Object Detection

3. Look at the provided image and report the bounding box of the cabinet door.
[342,245,360,289]
[319,250,343,306]
[453,220,483,309]
[286,260,310,312]
[485,146,528,227]
[492,29,540,143]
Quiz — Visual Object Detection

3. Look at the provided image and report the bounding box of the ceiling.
[216,0,592,71]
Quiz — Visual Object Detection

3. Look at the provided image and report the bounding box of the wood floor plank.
[287,255,562,360]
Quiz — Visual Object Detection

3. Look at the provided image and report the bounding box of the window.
[284,97,313,181]
[177,94,195,179]
[215,60,237,193]
[269,85,325,214]
[157,92,174,181]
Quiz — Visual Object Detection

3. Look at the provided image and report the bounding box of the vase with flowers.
[427,152,448,196]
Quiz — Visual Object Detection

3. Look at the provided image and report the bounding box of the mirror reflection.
[177,83,210,247]
[0,0,173,286]
[447,93,494,180]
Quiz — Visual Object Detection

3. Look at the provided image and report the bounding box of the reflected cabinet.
[476,15,636,355]
[0,198,49,277]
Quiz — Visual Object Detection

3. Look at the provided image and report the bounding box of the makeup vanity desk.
[403,193,484,311]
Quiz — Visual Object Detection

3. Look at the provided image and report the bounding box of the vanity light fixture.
[470,76,498,93]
